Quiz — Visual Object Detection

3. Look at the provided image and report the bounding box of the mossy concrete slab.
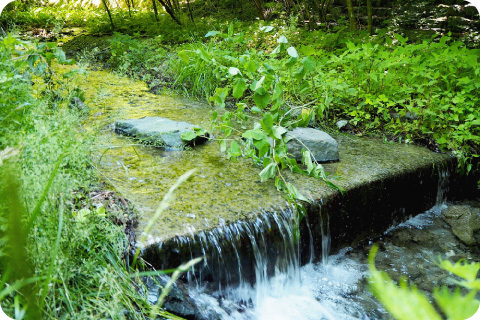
[65,65,478,282]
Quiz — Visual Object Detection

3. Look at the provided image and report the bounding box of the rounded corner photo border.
[0,0,17,16]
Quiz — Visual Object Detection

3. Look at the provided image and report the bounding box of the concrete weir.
[73,67,478,287]
[140,134,476,285]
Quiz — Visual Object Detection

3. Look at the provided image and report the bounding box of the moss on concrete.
[67,65,453,245]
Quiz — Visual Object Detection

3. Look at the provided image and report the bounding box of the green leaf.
[261,112,274,135]
[286,182,309,202]
[181,130,197,141]
[259,162,277,182]
[272,83,283,101]
[212,87,229,107]
[285,57,297,68]
[434,287,479,320]
[294,66,306,81]
[300,45,316,56]
[287,46,299,58]
[242,129,266,140]
[277,35,288,44]
[233,78,248,99]
[219,140,227,153]
[254,76,265,92]
[254,139,270,157]
[205,30,220,37]
[260,26,274,32]
[228,67,241,76]
[254,91,270,109]
[271,45,281,55]
[196,47,211,62]
[178,50,189,64]
[438,259,480,283]
[302,57,317,71]
[302,150,314,174]
[230,141,241,158]
[368,246,443,320]
[246,60,256,73]
[272,126,287,139]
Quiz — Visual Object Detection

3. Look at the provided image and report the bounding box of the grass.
[0,34,187,319]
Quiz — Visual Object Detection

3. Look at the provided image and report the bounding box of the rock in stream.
[286,127,339,163]
[115,117,208,150]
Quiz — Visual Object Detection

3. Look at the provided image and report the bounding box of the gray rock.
[115,117,208,150]
[286,128,339,163]
[441,205,480,245]
[144,275,210,320]
[69,97,87,111]
[336,120,348,130]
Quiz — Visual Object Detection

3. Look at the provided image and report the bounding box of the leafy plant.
[369,245,480,320]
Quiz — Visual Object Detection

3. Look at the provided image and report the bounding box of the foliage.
[0,34,188,319]
[369,245,480,320]
[170,26,480,173]
[92,23,480,227]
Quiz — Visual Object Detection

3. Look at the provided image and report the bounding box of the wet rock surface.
[144,276,209,320]
[115,117,208,150]
[69,96,88,111]
[347,200,480,301]
[441,205,480,245]
[286,127,339,163]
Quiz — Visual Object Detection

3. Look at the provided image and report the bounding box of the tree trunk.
[158,0,182,25]
[252,0,265,20]
[186,0,195,23]
[125,0,132,17]
[347,0,356,30]
[367,0,373,34]
[101,0,115,30]
[152,0,159,21]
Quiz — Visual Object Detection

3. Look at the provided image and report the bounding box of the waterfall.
[433,169,449,214]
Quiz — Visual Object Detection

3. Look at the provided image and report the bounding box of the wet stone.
[115,117,208,150]
[441,205,480,246]
[286,127,339,163]
[69,97,87,111]
[144,275,209,320]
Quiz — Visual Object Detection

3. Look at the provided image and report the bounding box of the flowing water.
[183,171,479,320]
[61,64,478,319]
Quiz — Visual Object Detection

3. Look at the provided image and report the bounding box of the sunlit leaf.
[272,126,287,139]
[242,129,266,140]
[205,30,220,37]
[181,131,197,141]
[259,162,277,182]
[260,26,274,32]
[287,46,299,58]
[228,67,241,76]
[277,35,288,44]
[434,287,479,320]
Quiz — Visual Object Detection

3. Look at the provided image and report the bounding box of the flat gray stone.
[115,117,208,149]
[286,127,339,163]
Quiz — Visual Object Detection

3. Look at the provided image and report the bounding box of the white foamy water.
[190,247,385,320]
[187,171,451,319]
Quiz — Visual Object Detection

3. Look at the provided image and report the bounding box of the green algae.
[65,64,452,243]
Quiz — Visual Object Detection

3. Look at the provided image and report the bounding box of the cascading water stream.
[181,169,454,319]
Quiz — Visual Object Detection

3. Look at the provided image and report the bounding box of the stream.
[180,176,480,320]
[66,65,480,320]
